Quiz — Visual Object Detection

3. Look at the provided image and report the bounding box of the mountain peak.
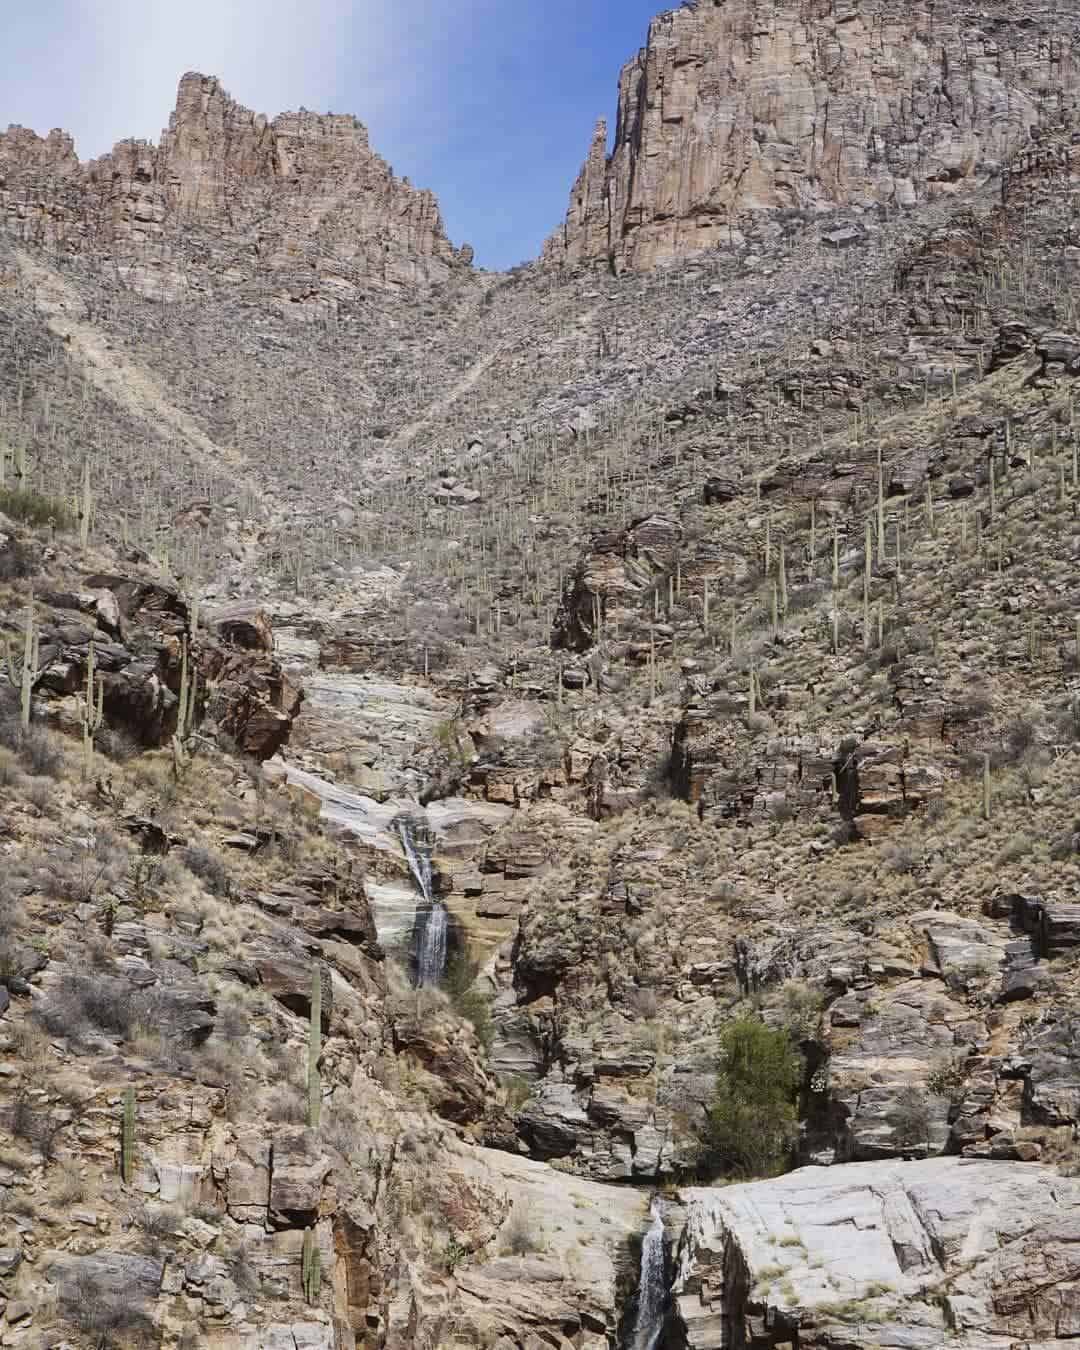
[0,73,467,300]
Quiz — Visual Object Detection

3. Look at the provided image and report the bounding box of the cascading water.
[628,1198,667,1350]
[397,816,449,987]
[416,901,448,988]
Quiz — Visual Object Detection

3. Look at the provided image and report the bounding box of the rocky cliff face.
[545,0,1080,272]
[0,72,466,301]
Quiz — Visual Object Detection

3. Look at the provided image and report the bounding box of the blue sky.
[1,0,666,269]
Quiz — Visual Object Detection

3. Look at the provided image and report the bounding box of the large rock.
[543,1,1068,273]
[674,1159,1080,1349]
[826,979,981,1161]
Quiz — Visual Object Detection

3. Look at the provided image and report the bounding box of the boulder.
[207,602,274,653]
[674,1159,1080,1350]
[1023,1012,1080,1126]
[1041,903,1080,958]
[267,1127,334,1226]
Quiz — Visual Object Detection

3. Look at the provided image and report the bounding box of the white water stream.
[629,1198,667,1350]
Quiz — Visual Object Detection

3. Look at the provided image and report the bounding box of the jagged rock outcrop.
[0,72,466,301]
[674,1158,1080,1349]
[552,514,682,653]
[544,0,1080,273]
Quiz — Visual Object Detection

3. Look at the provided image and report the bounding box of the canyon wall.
[544,0,1080,272]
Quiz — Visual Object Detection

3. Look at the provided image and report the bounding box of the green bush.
[0,487,73,529]
[703,1017,802,1179]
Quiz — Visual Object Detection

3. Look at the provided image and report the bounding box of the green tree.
[705,1017,803,1179]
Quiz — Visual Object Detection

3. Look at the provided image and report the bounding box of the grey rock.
[675,1159,1080,1350]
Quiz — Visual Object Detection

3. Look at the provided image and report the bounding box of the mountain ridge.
[0,71,468,302]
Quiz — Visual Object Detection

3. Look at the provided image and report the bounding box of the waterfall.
[398,817,434,902]
[397,816,449,987]
[629,1198,667,1350]
[416,901,448,987]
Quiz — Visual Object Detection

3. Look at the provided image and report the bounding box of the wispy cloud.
[6,0,392,156]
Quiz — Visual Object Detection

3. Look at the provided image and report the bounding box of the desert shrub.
[265,1084,307,1124]
[9,1089,63,1159]
[0,486,73,528]
[926,1057,967,1102]
[21,776,50,815]
[0,722,63,777]
[891,1086,935,1155]
[38,974,136,1040]
[501,1198,543,1255]
[952,688,994,724]
[177,844,231,897]
[881,840,920,875]
[223,1238,262,1297]
[1051,824,1080,860]
[924,795,948,824]
[54,1161,88,1204]
[0,744,23,789]
[39,832,128,904]
[778,981,824,1041]
[769,795,796,824]
[501,1074,534,1110]
[98,725,140,762]
[703,1017,802,1179]
[0,533,38,580]
[131,1201,181,1245]
[61,1272,156,1348]
[1002,711,1039,764]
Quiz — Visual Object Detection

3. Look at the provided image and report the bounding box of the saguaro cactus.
[75,458,94,550]
[79,642,105,772]
[307,966,322,1129]
[121,1087,136,1183]
[171,634,199,780]
[982,753,992,822]
[302,1227,321,1304]
[3,605,45,730]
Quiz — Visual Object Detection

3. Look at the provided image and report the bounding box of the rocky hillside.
[5,3,1080,1348]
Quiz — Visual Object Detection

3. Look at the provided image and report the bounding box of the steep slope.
[545,0,1080,273]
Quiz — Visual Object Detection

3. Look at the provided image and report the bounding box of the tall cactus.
[3,604,45,730]
[876,461,886,559]
[302,1227,321,1304]
[171,634,198,780]
[982,753,992,822]
[79,642,105,773]
[121,1087,136,1183]
[307,966,322,1129]
[74,458,94,550]
[863,520,872,652]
